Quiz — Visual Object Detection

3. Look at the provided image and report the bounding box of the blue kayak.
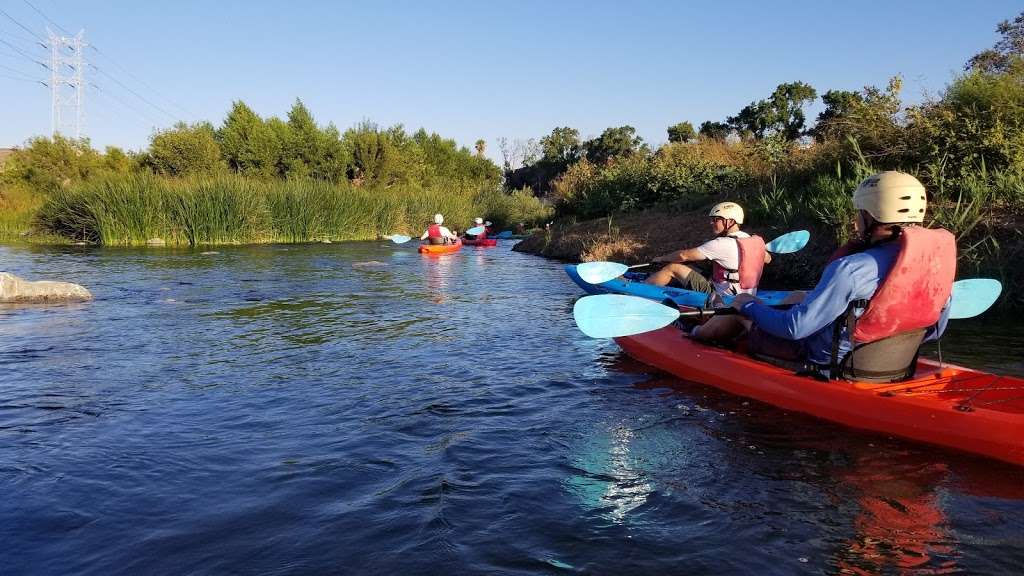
[564,264,792,307]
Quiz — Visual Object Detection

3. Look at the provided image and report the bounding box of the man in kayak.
[421,214,459,245]
[645,202,771,304]
[695,171,955,381]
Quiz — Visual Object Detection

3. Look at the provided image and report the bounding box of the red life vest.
[711,235,767,291]
[852,227,956,343]
[427,224,442,238]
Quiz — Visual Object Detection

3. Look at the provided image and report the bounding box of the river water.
[1,241,1021,575]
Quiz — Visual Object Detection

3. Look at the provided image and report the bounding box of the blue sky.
[0,0,1020,164]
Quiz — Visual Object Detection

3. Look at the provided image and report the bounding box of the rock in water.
[0,272,93,303]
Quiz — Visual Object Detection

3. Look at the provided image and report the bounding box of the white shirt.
[696,231,756,297]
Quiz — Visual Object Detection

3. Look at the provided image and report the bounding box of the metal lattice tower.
[48,29,86,139]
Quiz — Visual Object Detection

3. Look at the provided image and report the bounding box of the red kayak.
[463,237,497,247]
[615,326,1024,466]
[418,239,462,255]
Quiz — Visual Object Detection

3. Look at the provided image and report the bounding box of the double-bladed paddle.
[574,279,1003,339]
[384,234,412,244]
[575,230,811,285]
[465,225,486,237]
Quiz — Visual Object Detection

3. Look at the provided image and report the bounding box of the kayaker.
[465,217,486,240]
[645,202,770,304]
[696,171,955,381]
[421,214,459,245]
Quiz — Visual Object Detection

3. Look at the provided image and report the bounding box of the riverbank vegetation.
[0,100,552,244]
[511,12,1024,308]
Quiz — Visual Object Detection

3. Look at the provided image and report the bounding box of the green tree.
[540,126,581,165]
[966,10,1024,73]
[4,135,104,191]
[584,126,643,164]
[698,121,731,141]
[728,81,818,140]
[811,78,903,158]
[667,121,696,143]
[217,100,280,177]
[146,122,223,176]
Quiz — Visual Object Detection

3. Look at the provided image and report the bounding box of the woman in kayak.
[696,171,955,381]
[421,214,459,245]
[645,202,771,305]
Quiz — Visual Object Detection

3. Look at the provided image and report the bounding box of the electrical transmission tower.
[48,29,86,139]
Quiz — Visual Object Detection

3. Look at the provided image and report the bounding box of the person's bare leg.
[691,316,750,342]
[645,263,694,286]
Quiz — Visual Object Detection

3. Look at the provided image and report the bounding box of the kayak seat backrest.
[428,237,445,245]
[840,329,927,383]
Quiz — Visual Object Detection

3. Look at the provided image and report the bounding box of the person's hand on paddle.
[730,293,760,312]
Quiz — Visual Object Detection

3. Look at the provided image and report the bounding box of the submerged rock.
[0,272,93,303]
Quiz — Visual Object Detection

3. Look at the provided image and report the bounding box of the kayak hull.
[615,326,1024,466]
[565,263,791,308]
[418,239,463,255]
[463,238,498,247]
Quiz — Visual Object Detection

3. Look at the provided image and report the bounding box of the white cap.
[474,217,484,225]
[433,213,444,224]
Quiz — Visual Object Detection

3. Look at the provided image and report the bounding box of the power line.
[90,64,178,122]
[22,0,70,37]
[0,6,45,43]
[90,82,162,128]
[89,46,195,119]
[0,71,45,84]
[0,36,48,68]
[0,61,39,80]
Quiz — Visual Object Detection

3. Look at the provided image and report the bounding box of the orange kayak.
[615,326,1024,466]
[418,239,462,255]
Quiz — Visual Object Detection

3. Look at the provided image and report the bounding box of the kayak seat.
[838,329,927,383]
[427,237,445,245]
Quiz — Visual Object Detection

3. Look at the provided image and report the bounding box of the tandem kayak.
[418,239,463,255]
[615,325,1024,466]
[463,237,498,247]
[565,263,792,308]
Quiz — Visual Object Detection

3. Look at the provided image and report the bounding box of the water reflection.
[566,423,654,523]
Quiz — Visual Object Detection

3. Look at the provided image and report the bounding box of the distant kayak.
[565,263,791,308]
[418,239,463,255]
[616,324,1024,467]
[463,237,497,247]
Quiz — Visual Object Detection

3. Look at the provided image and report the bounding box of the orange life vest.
[852,227,956,343]
[712,235,767,291]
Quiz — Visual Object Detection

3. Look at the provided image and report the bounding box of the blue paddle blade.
[466,226,485,236]
[576,261,629,284]
[573,294,680,338]
[389,234,411,244]
[765,230,810,254]
[497,231,513,239]
[949,278,1002,319]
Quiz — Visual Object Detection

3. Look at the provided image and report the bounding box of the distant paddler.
[421,213,459,245]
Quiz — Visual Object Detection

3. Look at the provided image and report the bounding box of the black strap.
[829,299,869,379]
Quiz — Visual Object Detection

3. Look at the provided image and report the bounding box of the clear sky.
[0,0,1020,164]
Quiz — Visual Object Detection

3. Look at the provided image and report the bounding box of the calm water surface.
[1,241,1022,575]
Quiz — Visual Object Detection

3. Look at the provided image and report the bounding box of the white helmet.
[709,202,744,225]
[433,213,444,225]
[474,217,484,225]
[853,171,927,223]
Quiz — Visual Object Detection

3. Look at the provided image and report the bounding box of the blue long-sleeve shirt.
[740,242,950,365]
